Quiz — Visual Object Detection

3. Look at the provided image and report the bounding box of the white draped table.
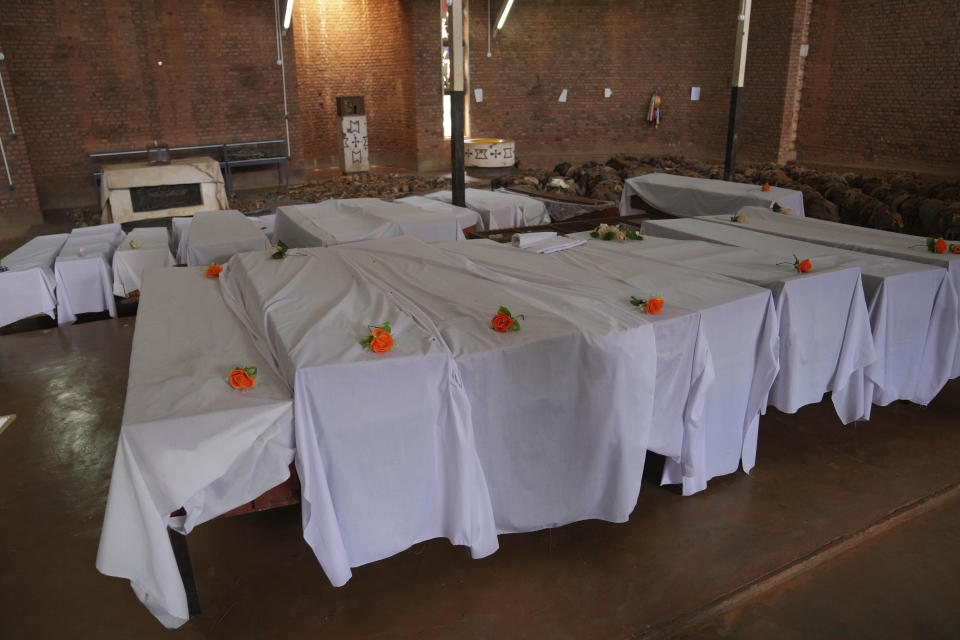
[0,233,68,327]
[55,225,125,325]
[112,227,175,297]
[274,198,464,248]
[642,217,959,416]
[425,188,551,229]
[97,267,294,629]
[621,173,806,218]
[441,239,781,494]
[184,210,272,266]
[609,232,877,423]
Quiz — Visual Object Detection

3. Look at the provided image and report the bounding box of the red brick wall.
[1,0,289,209]
[289,0,418,171]
[797,0,960,173]
[0,45,42,228]
[462,0,741,171]
[411,0,449,172]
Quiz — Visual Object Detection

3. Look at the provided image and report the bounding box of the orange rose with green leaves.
[631,296,664,315]
[206,263,223,278]
[228,366,257,389]
[491,306,521,332]
[361,322,394,353]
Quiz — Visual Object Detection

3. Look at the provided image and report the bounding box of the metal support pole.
[0,65,16,139]
[0,133,13,190]
[450,90,466,207]
[723,0,752,181]
[450,0,466,207]
[167,528,202,617]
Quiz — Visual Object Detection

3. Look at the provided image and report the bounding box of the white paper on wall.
[558,89,568,103]
[474,88,483,103]
[690,86,701,101]
[604,88,613,98]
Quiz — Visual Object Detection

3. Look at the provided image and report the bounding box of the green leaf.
[510,319,521,331]
[630,296,644,307]
[590,231,599,238]
[244,366,258,377]
[498,306,512,317]
[772,203,783,212]
[603,230,617,241]
[380,321,392,333]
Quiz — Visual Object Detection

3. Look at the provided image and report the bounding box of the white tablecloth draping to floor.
[96,268,294,630]
[396,195,484,230]
[274,198,465,248]
[219,246,500,587]
[55,228,124,325]
[634,229,876,422]
[112,227,176,297]
[641,217,959,417]
[425,188,551,229]
[450,238,780,491]
[0,233,68,327]
[621,174,806,218]
[184,210,272,267]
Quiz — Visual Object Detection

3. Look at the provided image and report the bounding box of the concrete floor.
[1,318,960,639]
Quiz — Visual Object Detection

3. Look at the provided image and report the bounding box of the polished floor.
[1,318,959,639]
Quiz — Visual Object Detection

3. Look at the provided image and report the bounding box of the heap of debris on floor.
[493,156,960,236]
[231,173,453,213]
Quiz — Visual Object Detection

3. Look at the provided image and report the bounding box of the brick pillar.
[0,45,41,231]
[739,0,812,165]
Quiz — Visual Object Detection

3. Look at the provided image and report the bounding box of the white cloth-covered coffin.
[184,210,272,267]
[396,195,483,231]
[112,227,176,297]
[96,267,294,629]
[274,199,464,248]
[621,173,805,218]
[0,233,68,327]
[55,227,125,325]
[425,188,551,229]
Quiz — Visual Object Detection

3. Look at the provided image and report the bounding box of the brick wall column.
[739,0,812,165]
[0,44,41,230]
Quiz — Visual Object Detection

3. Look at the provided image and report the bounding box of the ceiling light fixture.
[495,0,514,31]
[283,0,294,30]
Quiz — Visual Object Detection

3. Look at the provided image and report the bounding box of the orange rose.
[645,297,665,315]
[951,244,960,255]
[492,312,514,333]
[763,183,771,191]
[798,258,812,273]
[935,238,948,254]
[370,331,394,354]
[228,368,255,389]
[206,263,223,278]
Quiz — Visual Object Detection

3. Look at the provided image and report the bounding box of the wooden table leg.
[167,527,202,617]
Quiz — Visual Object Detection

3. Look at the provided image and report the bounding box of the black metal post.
[723,86,743,181]
[449,89,466,207]
[167,527,202,617]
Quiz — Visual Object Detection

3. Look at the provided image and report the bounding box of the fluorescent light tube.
[283,0,294,30]
[496,0,514,30]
